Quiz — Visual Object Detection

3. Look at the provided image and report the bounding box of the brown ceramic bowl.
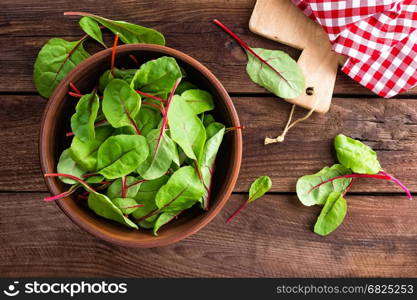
[39,44,242,248]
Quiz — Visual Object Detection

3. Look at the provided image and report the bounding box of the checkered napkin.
[291,0,417,98]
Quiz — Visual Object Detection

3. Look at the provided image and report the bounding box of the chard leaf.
[135,107,161,137]
[132,175,169,221]
[153,211,181,235]
[202,114,216,127]
[248,175,272,203]
[246,48,304,99]
[79,17,105,47]
[168,95,206,160]
[155,166,205,212]
[67,12,165,45]
[33,38,90,98]
[102,79,141,129]
[111,197,140,214]
[314,192,347,236]
[198,122,225,209]
[70,92,100,142]
[97,135,149,179]
[181,89,214,114]
[70,125,113,171]
[87,192,138,229]
[137,129,179,180]
[57,149,86,184]
[296,164,352,206]
[130,56,182,93]
[334,134,381,174]
[175,81,197,95]
[106,176,142,199]
[98,69,137,92]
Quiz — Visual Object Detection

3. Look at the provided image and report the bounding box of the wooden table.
[2,0,417,278]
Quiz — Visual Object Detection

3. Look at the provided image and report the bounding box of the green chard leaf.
[181,89,214,114]
[153,211,182,235]
[314,192,347,236]
[79,17,105,47]
[248,175,272,203]
[296,164,352,206]
[198,122,225,209]
[168,95,206,160]
[175,81,197,95]
[70,125,114,172]
[130,56,182,93]
[97,135,149,179]
[132,175,170,221]
[67,13,165,45]
[246,48,304,99]
[155,166,205,212]
[334,134,382,174]
[57,149,86,184]
[102,79,141,130]
[87,192,138,229]
[202,114,216,127]
[106,176,142,199]
[98,69,137,92]
[111,197,141,215]
[33,38,90,98]
[70,92,100,142]
[137,129,179,180]
[135,107,161,137]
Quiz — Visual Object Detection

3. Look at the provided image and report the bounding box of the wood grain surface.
[1,0,417,278]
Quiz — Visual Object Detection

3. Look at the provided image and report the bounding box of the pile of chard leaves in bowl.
[46,54,226,235]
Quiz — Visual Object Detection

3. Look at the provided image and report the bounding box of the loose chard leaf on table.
[70,92,100,142]
[296,164,352,206]
[181,89,215,115]
[65,12,165,45]
[97,135,149,179]
[314,192,347,236]
[168,95,206,160]
[88,192,138,229]
[155,166,205,212]
[248,175,273,203]
[79,17,106,47]
[199,122,225,209]
[130,56,182,93]
[33,38,90,98]
[57,149,86,184]
[226,175,272,223]
[102,79,141,131]
[137,129,179,180]
[246,48,305,99]
[70,125,114,172]
[334,134,382,174]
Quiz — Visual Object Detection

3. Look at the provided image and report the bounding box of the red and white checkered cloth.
[292,0,417,98]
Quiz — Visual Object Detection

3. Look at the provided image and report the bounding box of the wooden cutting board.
[249,0,346,113]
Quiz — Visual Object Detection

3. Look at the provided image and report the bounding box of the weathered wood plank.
[0,0,411,95]
[1,192,416,277]
[1,95,416,193]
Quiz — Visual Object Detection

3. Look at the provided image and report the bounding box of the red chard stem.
[69,82,81,94]
[225,201,248,224]
[379,171,412,200]
[111,33,119,75]
[45,173,95,193]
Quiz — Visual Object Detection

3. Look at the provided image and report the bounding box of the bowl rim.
[39,44,242,248]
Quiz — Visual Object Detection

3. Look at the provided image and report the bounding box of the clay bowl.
[39,44,242,248]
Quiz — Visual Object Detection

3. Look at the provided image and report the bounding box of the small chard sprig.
[226,176,272,224]
[296,134,412,236]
